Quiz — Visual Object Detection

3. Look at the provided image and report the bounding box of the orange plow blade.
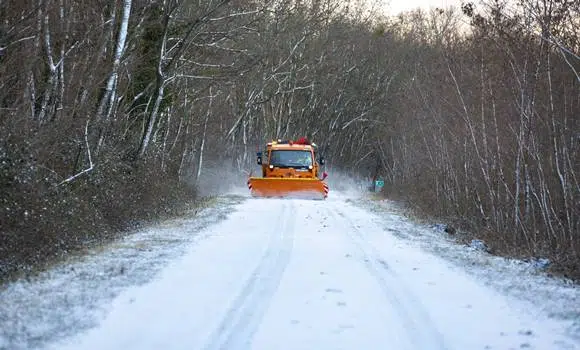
[247,177,329,199]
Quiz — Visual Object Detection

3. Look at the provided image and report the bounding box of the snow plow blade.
[247,177,328,199]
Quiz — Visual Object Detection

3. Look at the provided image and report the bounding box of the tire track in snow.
[327,203,448,350]
[202,200,296,350]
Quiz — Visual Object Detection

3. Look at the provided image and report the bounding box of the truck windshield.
[269,150,312,168]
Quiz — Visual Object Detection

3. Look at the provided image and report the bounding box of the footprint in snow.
[377,259,389,269]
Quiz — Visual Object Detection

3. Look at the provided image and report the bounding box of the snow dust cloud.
[323,167,370,200]
[192,156,371,200]
[193,158,257,198]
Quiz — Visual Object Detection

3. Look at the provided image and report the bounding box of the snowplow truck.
[247,137,329,199]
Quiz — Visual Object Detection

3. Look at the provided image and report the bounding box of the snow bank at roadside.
[0,196,243,350]
[350,197,580,342]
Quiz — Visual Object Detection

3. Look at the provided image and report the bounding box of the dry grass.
[379,186,580,283]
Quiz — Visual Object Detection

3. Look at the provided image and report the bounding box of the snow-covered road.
[2,192,579,350]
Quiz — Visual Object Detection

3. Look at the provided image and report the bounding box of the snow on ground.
[0,195,245,350]
[0,187,579,350]
[350,195,580,340]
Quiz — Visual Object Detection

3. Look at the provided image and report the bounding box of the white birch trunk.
[196,89,213,183]
[96,0,132,122]
[138,0,170,158]
[139,83,165,157]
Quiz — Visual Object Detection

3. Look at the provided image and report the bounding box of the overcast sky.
[383,0,463,15]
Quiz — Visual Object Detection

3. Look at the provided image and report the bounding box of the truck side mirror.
[256,152,262,165]
[319,157,325,166]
